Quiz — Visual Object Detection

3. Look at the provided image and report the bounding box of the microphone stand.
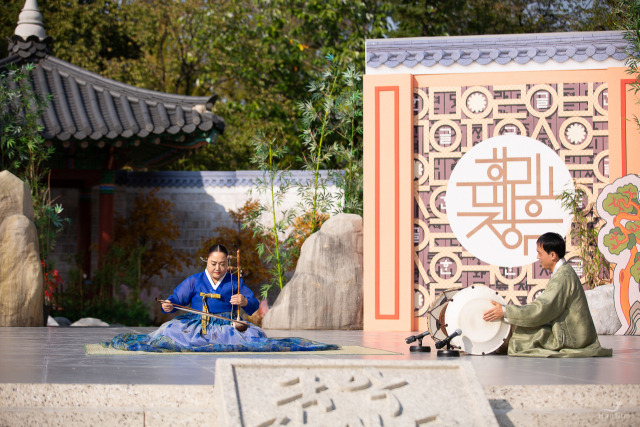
[436,341,460,357]
[436,329,462,358]
[405,331,431,353]
[410,336,431,353]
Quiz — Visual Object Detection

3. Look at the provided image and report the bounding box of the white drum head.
[444,285,511,355]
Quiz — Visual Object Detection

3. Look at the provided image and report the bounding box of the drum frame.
[426,287,463,343]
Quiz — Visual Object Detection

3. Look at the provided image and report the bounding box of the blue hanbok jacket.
[162,271,260,316]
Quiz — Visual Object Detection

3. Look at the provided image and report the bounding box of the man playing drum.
[482,232,612,357]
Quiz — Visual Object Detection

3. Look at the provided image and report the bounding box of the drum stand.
[409,337,431,353]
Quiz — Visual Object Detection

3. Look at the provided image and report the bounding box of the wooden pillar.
[98,171,114,266]
[77,187,92,276]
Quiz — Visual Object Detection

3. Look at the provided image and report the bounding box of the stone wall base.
[2,383,638,426]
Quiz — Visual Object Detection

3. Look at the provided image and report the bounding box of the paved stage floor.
[0,326,638,386]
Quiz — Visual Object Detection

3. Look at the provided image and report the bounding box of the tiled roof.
[1,0,224,146]
[1,0,226,169]
[366,31,628,69]
[1,39,224,143]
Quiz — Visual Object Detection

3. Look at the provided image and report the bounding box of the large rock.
[0,171,34,222]
[585,283,621,335]
[71,317,109,327]
[0,171,43,326]
[53,316,72,327]
[262,213,363,330]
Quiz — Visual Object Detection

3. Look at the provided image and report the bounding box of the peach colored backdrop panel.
[364,67,629,332]
[363,74,414,331]
[622,79,640,175]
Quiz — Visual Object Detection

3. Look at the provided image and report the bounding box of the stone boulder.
[71,317,109,327]
[262,213,363,330]
[53,316,72,327]
[585,283,621,335]
[0,171,34,222]
[0,171,43,327]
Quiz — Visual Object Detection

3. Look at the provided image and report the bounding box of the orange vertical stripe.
[375,86,400,320]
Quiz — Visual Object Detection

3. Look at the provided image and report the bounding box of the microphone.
[435,329,462,349]
[405,330,429,344]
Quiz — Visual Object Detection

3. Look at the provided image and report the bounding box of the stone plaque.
[215,359,497,426]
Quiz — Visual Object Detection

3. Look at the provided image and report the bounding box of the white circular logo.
[446,135,573,267]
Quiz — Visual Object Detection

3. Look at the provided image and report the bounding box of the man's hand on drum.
[483,300,504,322]
[230,294,247,307]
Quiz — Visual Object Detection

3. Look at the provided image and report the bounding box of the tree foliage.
[246,132,297,299]
[558,181,611,288]
[0,63,51,185]
[0,62,69,269]
[616,0,640,129]
[0,0,621,171]
[113,189,192,292]
[391,0,619,37]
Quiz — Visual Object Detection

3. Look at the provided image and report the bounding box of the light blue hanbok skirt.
[101,312,338,352]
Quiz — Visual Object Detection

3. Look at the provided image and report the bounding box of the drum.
[426,287,462,343]
[444,285,511,355]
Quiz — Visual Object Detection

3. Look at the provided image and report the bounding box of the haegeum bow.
[155,298,250,329]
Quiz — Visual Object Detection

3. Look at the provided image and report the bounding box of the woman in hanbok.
[102,244,336,352]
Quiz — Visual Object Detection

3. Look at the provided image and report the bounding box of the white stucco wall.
[49,170,342,316]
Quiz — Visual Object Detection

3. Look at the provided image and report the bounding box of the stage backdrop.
[363,31,640,331]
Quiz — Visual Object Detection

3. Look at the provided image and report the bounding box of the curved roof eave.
[44,56,218,109]
[1,49,225,143]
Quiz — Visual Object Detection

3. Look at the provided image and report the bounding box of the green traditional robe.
[505,261,612,358]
